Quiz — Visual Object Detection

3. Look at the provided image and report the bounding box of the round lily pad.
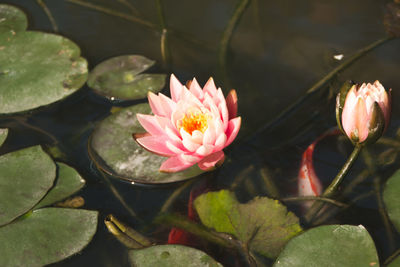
[273,225,379,267]
[0,146,56,226]
[0,128,8,147]
[0,30,88,114]
[89,103,203,184]
[0,4,28,34]
[128,245,222,267]
[35,162,86,209]
[0,208,98,267]
[384,168,400,232]
[87,55,166,100]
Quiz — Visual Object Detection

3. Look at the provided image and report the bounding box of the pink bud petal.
[226,90,238,119]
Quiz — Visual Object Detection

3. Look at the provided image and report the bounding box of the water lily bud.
[336,81,391,144]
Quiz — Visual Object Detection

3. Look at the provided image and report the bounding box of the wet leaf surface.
[0,4,27,33]
[0,208,98,267]
[194,190,302,259]
[0,146,56,226]
[87,55,166,100]
[35,162,86,209]
[89,103,203,184]
[0,31,88,114]
[384,168,400,233]
[273,225,379,267]
[128,244,222,267]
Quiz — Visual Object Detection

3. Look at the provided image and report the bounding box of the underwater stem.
[37,0,59,32]
[304,144,362,223]
[155,0,171,69]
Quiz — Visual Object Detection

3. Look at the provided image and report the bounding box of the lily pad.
[35,162,86,209]
[384,169,400,232]
[0,30,88,114]
[89,103,203,184]
[87,55,166,100]
[0,208,98,267]
[0,146,56,226]
[388,256,400,267]
[0,128,8,147]
[0,4,28,34]
[273,225,379,267]
[194,190,302,259]
[128,245,222,267]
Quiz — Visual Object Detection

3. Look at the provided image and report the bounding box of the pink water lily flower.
[340,81,391,143]
[134,74,241,172]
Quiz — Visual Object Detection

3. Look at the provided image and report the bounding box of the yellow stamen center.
[179,111,210,134]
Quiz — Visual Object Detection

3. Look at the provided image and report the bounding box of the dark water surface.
[1,0,400,266]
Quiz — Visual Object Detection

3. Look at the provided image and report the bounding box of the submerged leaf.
[128,245,222,267]
[0,128,8,147]
[0,146,56,226]
[0,208,98,267]
[87,55,166,100]
[89,103,203,184]
[35,162,86,209]
[384,169,400,233]
[0,4,27,34]
[273,225,379,267]
[194,190,302,259]
[0,31,88,114]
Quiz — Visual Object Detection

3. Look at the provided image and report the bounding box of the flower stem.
[250,36,393,140]
[155,0,171,69]
[304,144,363,223]
[37,0,59,32]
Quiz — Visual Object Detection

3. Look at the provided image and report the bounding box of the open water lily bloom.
[134,74,241,172]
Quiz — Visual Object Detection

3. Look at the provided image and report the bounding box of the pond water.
[1,0,400,266]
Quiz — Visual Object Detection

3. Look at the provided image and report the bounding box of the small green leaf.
[89,103,203,184]
[0,31,88,114]
[87,55,166,100]
[194,190,302,259]
[35,163,86,209]
[273,225,379,267]
[0,4,28,34]
[384,169,400,233]
[0,128,8,147]
[0,208,98,267]
[0,146,56,226]
[128,245,222,267]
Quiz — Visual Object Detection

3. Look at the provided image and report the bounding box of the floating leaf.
[89,103,203,184]
[384,169,400,233]
[273,225,379,267]
[35,162,86,209]
[0,146,56,226]
[87,55,166,100]
[0,31,88,114]
[0,4,28,34]
[0,208,98,267]
[194,190,302,258]
[0,128,8,147]
[388,255,400,267]
[128,245,222,267]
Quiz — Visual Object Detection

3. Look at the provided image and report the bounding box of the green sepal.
[363,102,385,145]
[335,81,355,133]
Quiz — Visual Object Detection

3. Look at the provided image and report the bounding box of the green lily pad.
[0,146,56,226]
[128,245,222,267]
[194,190,302,259]
[0,30,88,114]
[35,162,86,209]
[384,169,400,233]
[273,225,379,267]
[0,128,8,147]
[89,103,203,184]
[0,4,28,34]
[388,256,400,267]
[87,55,166,100]
[0,208,98,267]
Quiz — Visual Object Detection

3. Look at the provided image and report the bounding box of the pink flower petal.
[148,92,165,117]
[214,133,227,151]
[136,135,175,156]
[136,114,165,136]
[203,77,217,97]
[197,151,225,171]
[159,93,177,118]
[226,90,238,119]
[225,117,241,147]
[170,74,184,102]
[160,156,195,172]
[355,97,369,142]
[189,78,204,100]
[195,144,214,156]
